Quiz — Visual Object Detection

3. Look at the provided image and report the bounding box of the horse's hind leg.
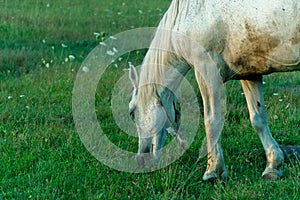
[240,78,284,180]
[194,70,228,181]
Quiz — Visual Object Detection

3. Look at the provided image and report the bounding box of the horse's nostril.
[130,110,135,120]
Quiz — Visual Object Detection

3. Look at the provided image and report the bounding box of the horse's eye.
[130,110,135,120]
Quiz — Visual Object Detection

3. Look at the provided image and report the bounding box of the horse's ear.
[129,66,139,90]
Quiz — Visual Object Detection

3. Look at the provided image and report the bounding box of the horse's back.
[173,0,300,76]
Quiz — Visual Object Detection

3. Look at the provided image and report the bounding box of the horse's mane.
[138,0,187,108]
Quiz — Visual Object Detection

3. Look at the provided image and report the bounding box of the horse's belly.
[224,33,300,76]
[221,6,300,76]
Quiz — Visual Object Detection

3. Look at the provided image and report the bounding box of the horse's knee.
[250,113,268,132]
[205,118,222,136]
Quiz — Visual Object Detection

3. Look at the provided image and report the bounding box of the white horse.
[129,0,300,181]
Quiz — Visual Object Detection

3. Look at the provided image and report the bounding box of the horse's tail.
[280,145,300,161]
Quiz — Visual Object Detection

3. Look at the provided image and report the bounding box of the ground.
[0,0,299,199]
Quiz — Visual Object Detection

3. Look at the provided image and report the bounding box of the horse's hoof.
[262,168,283,181]
[203,171,218,183]
[136,154,147,166]
[136,153,159,166]
[203,170,227,182]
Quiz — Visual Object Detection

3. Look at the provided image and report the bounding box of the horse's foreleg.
[136,128,166,166]
[240,79,284,180]
[194,70,227,181]
[136,135,152,166]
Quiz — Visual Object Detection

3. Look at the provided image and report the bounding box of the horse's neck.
[164,62,190,92]
[137,58,190,110]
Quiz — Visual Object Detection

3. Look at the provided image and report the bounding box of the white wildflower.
[109,36,117,40]
[20,95,25,98]
[285,103,290,109]
[68,55,75,61]
[82,66,89,72]
[273,93,279,96]
[138,10,143,14]
[106,50,115,56]
[99,42,107,46]
[273,115,279,120]
[113,47,118,53]
[45,63,50,68]
[94,32,101,39]
[65,57,69,62]
[61,43,68,48]
[8,96,12,100]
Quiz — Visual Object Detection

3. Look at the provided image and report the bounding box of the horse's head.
[129,66,180,166]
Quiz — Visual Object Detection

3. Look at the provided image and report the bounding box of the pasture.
[0,0,299,199]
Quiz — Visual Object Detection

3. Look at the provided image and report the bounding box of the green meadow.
[0,0,299,199]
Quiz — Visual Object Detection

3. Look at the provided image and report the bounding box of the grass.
[0,0,299,199]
